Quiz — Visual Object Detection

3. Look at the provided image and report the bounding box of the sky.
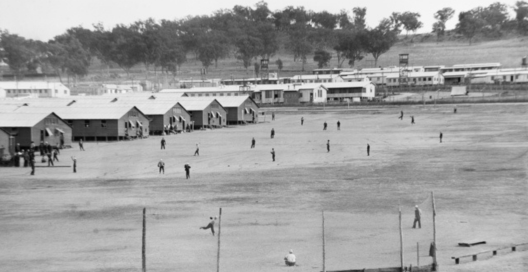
[0,0,518,41]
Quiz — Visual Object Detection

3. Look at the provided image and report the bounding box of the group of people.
[399,110,447,143]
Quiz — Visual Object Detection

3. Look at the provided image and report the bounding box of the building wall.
[299,89,313,103]
[31,114,73,147]
[69,120,119,139]
[117,108,150,138]
[243,100,259,123]
[313,86,327,103]
[283,91,299,104]
[205,101,227,127]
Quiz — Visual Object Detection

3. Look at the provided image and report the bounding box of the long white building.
[0,81,71,98]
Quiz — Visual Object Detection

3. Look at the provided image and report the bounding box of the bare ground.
[0,103,527,272]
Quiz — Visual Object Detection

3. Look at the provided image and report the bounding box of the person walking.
[79,139,85,151]
[284,249,296,266]
[327,140,330,153]
[272,112,275,121]
[411,116,415,124]
[47,151,54,167]
[337,121,341,130]
[194,143,200,156]
[161,137,166,150]
[367,144,370,156]
[301,117,304,126]
[53,148,59,162]
[200,217,216,236]
[271,148,275,162]
[323,121,327,130]
[71,156,77,173]
[439,132,443,143]
[454,108,457,114]
[399,111,404,120]
[29,151,35,176]
[251,137,256,149]
[412,205,422,229]
[158,159,165,174]
[184,164,191,179]
[271,128,275,139]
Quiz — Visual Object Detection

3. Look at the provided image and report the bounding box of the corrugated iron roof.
[0,111,55,127]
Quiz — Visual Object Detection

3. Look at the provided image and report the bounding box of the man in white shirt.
[284,249,296,266]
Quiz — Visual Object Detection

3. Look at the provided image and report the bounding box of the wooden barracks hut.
[0,110,72,150]
[52,105,150,141]
[205,95,259,125]
[177,98,227,129]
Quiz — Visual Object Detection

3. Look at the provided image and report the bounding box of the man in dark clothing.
[323,122,327,130]
[60,135,65,149]
[71,156,77,173]
[79,139,85,151]
[454,108,457,114]
[46,142,52,154]
[158,159,165,174]
[337,121,340,130]
[47,152,54,166]
[411,116,415,124]
[413,206,422,229]
[271,128,275,139]
[39,142,44,155]
[301,117,304,126]
[53,149,59,162]
[161,138,166,149]
[440,132,443,143]
[251,138,256,149]
[399,111,404,120]
[367,144,370,156]
[200,217,216,236]
[271,148,275,162]
[327,140,330,152]
[185,164,191,179]
[272,113,275,121]
[29,152,35,176]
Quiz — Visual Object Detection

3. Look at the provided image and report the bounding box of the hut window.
[84,121,90,127]
[101,120,107,128]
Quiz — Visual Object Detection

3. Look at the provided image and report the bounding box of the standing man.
[413,205,422,229]
[251,137,256,149]
[272,112,275,121]
[454,108,457,114]
[161,137,166,150]
[79,139,85,151]
[71,156,77,173]
[199,217,216,236]
[29,151,35,176]
[158,159,165,174]
[184,164,191,179]
[399,110,404,120]
[60,134,65,149]
[271,148,275,162]
[367,143,370,156]
[284,250,296,266]
[47,151,54,167]
[194,143,200,156]
[337,121,341,130]
[411,116,415,124]
[327,140,330,153]
[301,117,304,126]
[439,132,443,143]
[53,148,59,162]
[323,121,327,130]
[271,128,275,139]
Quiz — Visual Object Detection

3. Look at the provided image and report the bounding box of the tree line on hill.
[0,1,527,81]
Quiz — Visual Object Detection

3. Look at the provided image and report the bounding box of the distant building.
[0,81,71,98]
[290,74,344,84]
[0,110,72,150]
[188,96,259,125]
[177,98,227,129]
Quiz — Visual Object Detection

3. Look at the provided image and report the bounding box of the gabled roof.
[182,95,258,108]
[176,98,226,111]
[0,111,60,127]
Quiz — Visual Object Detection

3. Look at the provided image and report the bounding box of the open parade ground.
[1,103,527,272]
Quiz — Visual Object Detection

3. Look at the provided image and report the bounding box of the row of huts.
[0,94,259,156]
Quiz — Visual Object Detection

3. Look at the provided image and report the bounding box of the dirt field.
[1,103,527,272]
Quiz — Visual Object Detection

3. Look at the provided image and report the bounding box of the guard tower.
[399,54,409,85]
[260,59,269,81]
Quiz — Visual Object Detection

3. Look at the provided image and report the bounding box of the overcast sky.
[0,0,518,41]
